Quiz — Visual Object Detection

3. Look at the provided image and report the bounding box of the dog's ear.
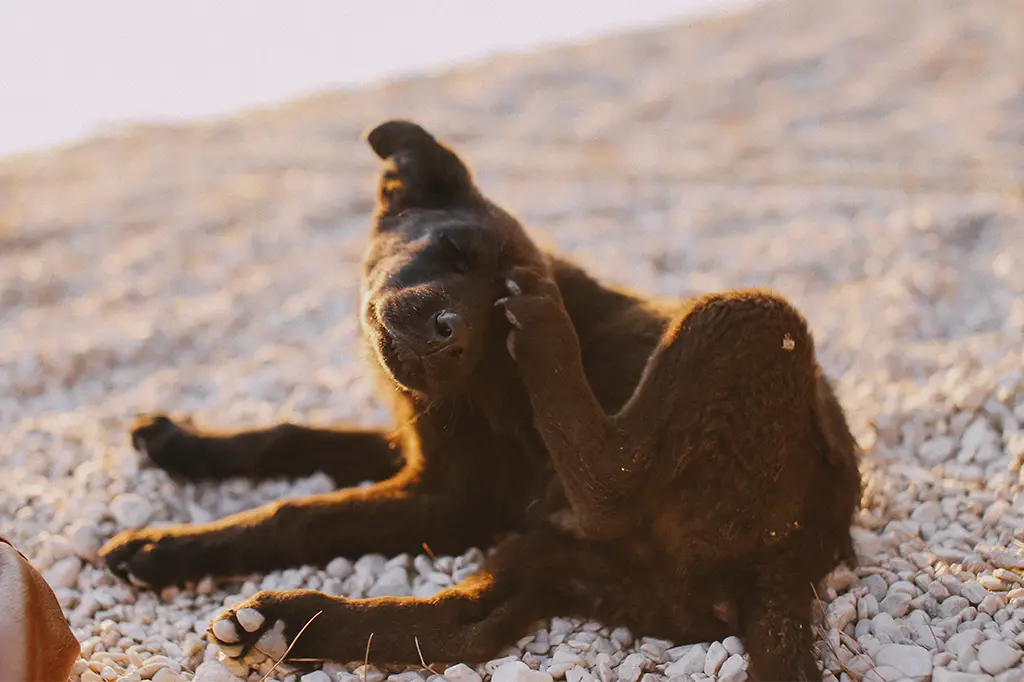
[365,120,478,215]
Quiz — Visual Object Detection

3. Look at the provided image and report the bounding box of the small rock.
[718,654,746,681]
[151,670,185,682]
[862,574,889,601]
[111,493,154,528]
[875,643,932,679]
[639,638,669,663]
[862,664,903,682]
[444,664,482,682]
[829,595,858,630]
[616,653,652,682]
[939,596,970,618]
[67,521,102,559]
[933,668,992,682]
[703,642,728,677]
[945,630,985,657]
[977,640,1021,674]
[255,620,288,659]
[43,555,81,588]
[961,582,989,605]
[492,661,554,682]
[978,574,1005,591]
[978,594,1004,615]
[326,556,354,579]
[565,668,596,682]
[912,501,942,524]
[665,646,707,677]
[610,627,634,649]
[192,662,242,682]
[301,673,332,682]
[859,594,880,619]
[880,593,912,617]
[353,666,386,682]
[722,636,744,656]
[920,437,956,464]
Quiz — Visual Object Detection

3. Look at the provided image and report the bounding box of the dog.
[0,536,81,682]
[100,120,861,680]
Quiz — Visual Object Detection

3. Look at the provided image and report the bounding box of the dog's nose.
[431,310,465,345]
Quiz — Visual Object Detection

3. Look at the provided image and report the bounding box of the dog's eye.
[440,234,472,273]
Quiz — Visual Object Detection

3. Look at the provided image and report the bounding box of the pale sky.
[0,1,755,159]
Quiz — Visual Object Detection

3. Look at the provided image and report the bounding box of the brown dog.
[100,120,861,680]
[0,537,80,682]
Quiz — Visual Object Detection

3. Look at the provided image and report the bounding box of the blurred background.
[0,0,756,158]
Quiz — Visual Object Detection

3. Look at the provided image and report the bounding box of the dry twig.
[260,610,324,682]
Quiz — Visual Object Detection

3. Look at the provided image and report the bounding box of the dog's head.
[360,120,544,395]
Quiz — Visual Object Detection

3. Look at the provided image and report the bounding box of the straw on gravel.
[1,0,1022,681]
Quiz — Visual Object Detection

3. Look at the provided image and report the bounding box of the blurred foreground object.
[0,537,80,682]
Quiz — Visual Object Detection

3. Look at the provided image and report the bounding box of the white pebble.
[301,672,333,682]
[255,620,288,659]
[665,646,707,677]
[68,521,102,559]
[722,636,744,656]
[353,666,386,682]
[151,670,185,682]
[492,661,554,682]
[444,664,482,682]
[111,493,154,529]
[945,630,985,657]
[615,653,651,682]
[43,555,81,588]
[565,667,596,682]
[717,654,747,681]
[977,639,1021,674]
[192,661,242,682]
[703,641,728,677]
[875,643,932,679]
[961,581,989,605]
[326,556,354,578]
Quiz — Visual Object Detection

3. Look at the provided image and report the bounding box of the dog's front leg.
[497,267,652,540]
[99,477,477,590]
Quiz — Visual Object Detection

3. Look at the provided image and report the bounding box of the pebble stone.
[977,640,1021,675]
[445,664,482,682]
[110,493,154,529]
[875,644,932,679]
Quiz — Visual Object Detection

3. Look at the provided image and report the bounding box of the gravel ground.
[2,0,1023,680]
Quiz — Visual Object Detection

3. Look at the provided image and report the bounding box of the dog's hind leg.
[207,530,735,668]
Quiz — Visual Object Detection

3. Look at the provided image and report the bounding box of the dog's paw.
[209,591,327,671]
[495,267,574,364]
[130,414,205,477]
[99,529,193,590]
[209,605,288,668]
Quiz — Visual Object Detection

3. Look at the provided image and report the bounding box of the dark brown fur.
[100,120,861,681]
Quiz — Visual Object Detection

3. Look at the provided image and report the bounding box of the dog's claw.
[505,279,523,296]
[494,297,522,328]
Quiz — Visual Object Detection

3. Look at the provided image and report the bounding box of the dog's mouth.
[376,327,428,392]
[375,324,470,394]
